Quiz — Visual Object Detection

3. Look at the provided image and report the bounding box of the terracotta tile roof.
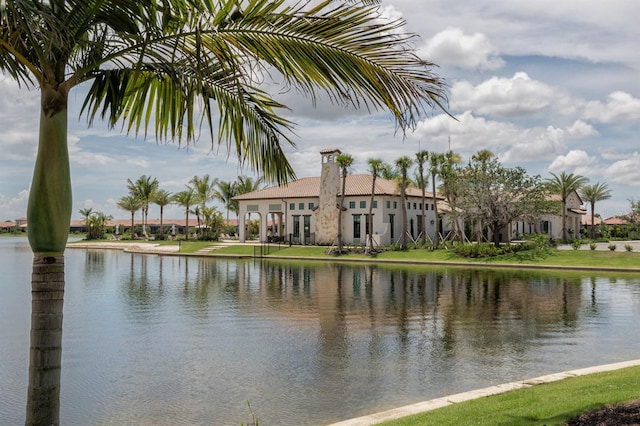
[581,215,603,225]
[234,174,444,201]
[604,217,629,225]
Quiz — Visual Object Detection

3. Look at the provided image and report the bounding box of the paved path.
[327,359,640,426]
[557,240,640,251]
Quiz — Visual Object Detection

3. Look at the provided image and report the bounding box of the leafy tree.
[395,156,413,250]
[415,150,429,245]
[455,158,556,246]
[173,188,196,240]
[579,182,611,239]
[116,195,142,239]
[366,158,384,253]
[546,172,589,242]
[1,0,447,421]
[85,211,112,240]
[127,175,159,239]
[439,151,464,242]
[336,153,354,253]
[153,189,173,239]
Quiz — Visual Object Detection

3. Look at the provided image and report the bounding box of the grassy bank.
[381,366,640,426]
[206,243,640,271]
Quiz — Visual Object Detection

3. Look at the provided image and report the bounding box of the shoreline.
[66,240,640,273]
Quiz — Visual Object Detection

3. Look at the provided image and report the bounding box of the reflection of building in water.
[236,263,586,358]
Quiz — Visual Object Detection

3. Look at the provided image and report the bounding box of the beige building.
[234,149,448,246]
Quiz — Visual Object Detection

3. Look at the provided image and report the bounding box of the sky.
[1,0,639,222]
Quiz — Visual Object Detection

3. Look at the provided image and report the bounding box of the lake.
[2,237,640,425]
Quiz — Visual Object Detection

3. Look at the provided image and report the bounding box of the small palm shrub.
[571,239,582,250]
[609,244,617,251]
[625,244,633,252]
[590,243,597,251]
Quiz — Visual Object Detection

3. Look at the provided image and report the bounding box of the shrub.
[571,240,582,250]
[608,244,617,251]
[625,244,633,252]
[590,243,597,251]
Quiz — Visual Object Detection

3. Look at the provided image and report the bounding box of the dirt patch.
[566,400,640,425]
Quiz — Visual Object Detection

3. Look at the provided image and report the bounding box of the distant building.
[234,149,449,245]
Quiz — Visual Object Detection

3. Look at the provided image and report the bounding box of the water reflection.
[4,241,640,425]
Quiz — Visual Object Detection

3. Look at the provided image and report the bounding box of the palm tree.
[214,180,238,224]
[395,156,413,250]
[153,189,172,239]
[428,152,444,248]
[78,207,93,228]
[470,149,494,242]
[366,158,384,253]
[415,150,429,245]
[336,153,354,254]
[127,175,159,239]
[116,195,142,239]
[580,182,612,239]
[173,188,196,241]
[439,151,463,241]
[190,174,218,228]
[547,172,589,242]
[1,1,446,421]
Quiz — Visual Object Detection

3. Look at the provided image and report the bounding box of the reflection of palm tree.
[4,1,447,421]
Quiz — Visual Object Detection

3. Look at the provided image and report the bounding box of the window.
[386,201,391,209]
[413,203,417,210]
[349,201,356,209]
[353,215,361,238]
[360,201,366,209]
[298,203,304,210]
[407,202,411,209]
[303,215,311,237]
[289,203,295,211]
[373,200,378,208]
[430,204,434,211]
[393,201,397,209]
[293,216,300,238]
[308,202,314,210]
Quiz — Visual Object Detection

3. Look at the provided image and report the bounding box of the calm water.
[2,237,640,425]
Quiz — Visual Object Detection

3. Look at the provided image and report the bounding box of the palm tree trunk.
[26,255,65,426]
[590,201,595,239]
[431,171,439,249]
[27,91,72,255]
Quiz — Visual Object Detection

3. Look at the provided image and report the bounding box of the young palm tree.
[580,182,612,239]
[1,1,447,421]
[127,175,159,240]
[336,153,354,253]
[78,207,93,228]
[214,180,238,224]
[395,156,413,250]
[190,174,218,227]
[173,188,196,241]
[153,189,172,239]
[547,172,589,242]
[366,158,384,253]
[116,195,142,240]
[415,150,429,245]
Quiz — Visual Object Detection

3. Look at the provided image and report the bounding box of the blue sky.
[1,0,639,222]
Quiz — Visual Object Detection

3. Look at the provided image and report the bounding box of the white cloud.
[451,73,567,117]
[566,120,598,138]
[0,189,29,220]
[547,150,594,173]
[605,153,640,187]
[582,91,640,123]
[419,27,504,70]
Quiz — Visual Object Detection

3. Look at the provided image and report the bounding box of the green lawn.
[381,366,640,426]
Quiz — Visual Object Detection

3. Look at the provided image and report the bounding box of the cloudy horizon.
[1,0,638,223]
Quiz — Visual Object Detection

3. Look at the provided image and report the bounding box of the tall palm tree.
[580,182,612,239]
[173,188,196,241]
[116,195,142,240]
[78,207,93,227]
[190,174,218,228]
[1,1,447,421]
[415,150,429,245]
[336,153,354,254]
[127,175,159,239]
[366,158,384,253]
[428,152,444,248]
[214,180,238,223]
[547,172,589,242]
[153,189,172,239]
[395,156,413,250]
